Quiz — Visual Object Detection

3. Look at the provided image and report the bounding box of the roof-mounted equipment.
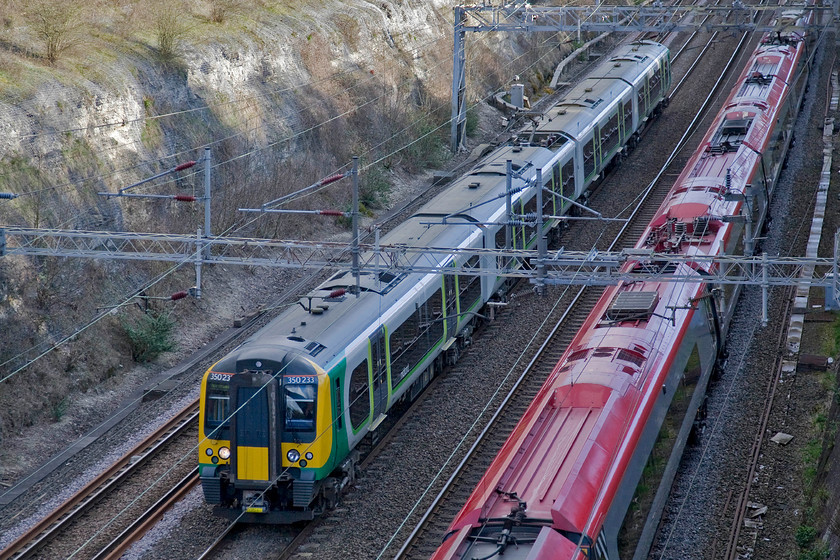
[605,291,659,322]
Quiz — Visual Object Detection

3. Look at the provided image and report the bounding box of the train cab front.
[198,349,335,524]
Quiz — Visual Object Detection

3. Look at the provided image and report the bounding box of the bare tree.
[154,3,188,60]
[209,0,245,24]
[25,0,84,64]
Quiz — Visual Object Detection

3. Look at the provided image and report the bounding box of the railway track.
[392,27,759,560]
[0,404,199,560]
[721,285,795,559]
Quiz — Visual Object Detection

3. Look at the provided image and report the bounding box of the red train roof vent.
[567,349,589,362]
[605,291,659,322]
[617,348,646,367]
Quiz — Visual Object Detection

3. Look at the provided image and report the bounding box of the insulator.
[328,288,346,298]
[171,291,189,300]
[173,195,197,202]
[0,192,18,199]
[174,160,197,172]
[319,210,344,216]
[319,174,345,186]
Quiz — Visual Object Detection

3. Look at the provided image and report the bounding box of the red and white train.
[430,10,815,560]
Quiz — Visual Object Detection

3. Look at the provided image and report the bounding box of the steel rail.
[0,404,198,560]
[92,470,199,560]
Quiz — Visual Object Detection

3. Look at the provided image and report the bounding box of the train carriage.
[430,9,813,560]
[530,40,670,200]
[198,41,671,524]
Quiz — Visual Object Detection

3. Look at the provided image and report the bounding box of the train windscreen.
[284,376,317,434]
[204,373,231,440]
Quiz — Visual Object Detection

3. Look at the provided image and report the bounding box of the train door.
[638,74,650,118]
[621,98,634,146]
[649,65,663,109]
[370,327,388,423]
[561,156,575,211]
[229,372,279,484]
[582,132,598,185]
[444,272,458,338]
[599,110,620,166]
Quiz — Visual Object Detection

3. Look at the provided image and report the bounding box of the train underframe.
[205,448,360,524]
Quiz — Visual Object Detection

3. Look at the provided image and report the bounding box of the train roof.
[638,36,802,256]
[535,41,668,141]
[212,143,562,375]
[379,144,558,246]
[448,270,702,527]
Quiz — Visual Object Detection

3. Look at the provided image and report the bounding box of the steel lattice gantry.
[3,226,840,311]
[449,2,833,150]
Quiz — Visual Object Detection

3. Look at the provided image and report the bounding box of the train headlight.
[287,449,301,463]
[205,448,213,456]
[305,452,313,460]
[218,447,231,460]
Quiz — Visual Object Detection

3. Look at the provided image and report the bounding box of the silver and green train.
[198,40,671,523]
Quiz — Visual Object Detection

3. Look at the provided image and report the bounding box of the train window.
[284,382,317,434]
[638,81,648,115]
[561,159,575,206]
[622,101,633,139]
[526,194,540,246]
[495,209,511,269]
[599,112,620,157]
[582,135,596,179]
[390,310,421,389]
[389,289,446,391]
[348,359,370,430]
[205,377,231,440]
[458,255,482,314]
[427,288,445,343]
[649,67,662,102]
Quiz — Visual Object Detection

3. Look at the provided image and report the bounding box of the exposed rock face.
[0,0,561,460]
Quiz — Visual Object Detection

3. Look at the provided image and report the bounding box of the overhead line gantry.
[450,2,834,150]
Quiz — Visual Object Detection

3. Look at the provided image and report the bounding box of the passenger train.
[429,8,814,560]
[198,41,671,523]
